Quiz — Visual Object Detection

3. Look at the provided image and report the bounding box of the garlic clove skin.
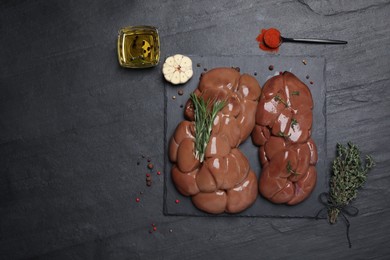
[163,54,193,85]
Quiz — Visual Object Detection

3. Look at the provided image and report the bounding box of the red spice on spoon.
[256,28,281,52]
[257,27,348,52]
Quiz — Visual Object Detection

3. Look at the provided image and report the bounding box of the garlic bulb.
[162,54,193,85]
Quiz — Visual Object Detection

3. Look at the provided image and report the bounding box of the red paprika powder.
[256,28,281,52]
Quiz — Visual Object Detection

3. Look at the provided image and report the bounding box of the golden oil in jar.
[117,26,160,68]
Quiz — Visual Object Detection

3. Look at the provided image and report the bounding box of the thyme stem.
[274,94,289,107]
[291,118,298,130]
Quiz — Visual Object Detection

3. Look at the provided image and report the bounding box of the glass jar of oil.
[117,26,160,68]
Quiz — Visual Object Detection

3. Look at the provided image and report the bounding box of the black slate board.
[164,55,327,218]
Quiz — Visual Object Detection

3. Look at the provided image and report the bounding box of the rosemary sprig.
[190,93,225,163]
[328,142,375,223]
[274,94,289,107]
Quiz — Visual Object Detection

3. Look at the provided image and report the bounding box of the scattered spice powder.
[256,28,281,52]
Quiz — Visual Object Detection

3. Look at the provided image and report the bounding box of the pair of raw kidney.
[169,68,317,214]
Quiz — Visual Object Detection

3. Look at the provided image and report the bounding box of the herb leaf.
[286,160,299,176]
[291,118,298,130]
[277,131,291,138]
[274,94,289,107]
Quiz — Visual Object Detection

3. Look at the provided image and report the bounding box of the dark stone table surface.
[1,1,389,259]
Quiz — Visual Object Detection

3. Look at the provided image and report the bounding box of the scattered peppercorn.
[172,95,176,100]
[254,72,257,76]
[233,67,240,72]
[136,197,140,202]
[147,163,154,169]
[203,68,208,71]
[279,71,283,75]
[137,161,140,165]
[310,81,314,85]
[197,63,201,67]
[175,199,180,204]
[157,171,161,175]
[306,75,310,79]
[180,104,184,108]
[146,173,151,177]
[147,158,150,162]
[178,90,184,96]
[169,229,173,233]
[153,227,157,231]
[268,65,274,71]
[302,59,307,65]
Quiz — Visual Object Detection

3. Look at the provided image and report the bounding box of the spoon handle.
[282,37,347,44]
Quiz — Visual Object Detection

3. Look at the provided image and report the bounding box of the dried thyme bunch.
[328,142,375,224]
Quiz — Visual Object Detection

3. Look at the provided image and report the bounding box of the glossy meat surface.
[252,72,318,205]
[170,68,261,214]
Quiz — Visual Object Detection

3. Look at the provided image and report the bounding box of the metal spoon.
[261,29,348,49]
[281,37,348,45]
